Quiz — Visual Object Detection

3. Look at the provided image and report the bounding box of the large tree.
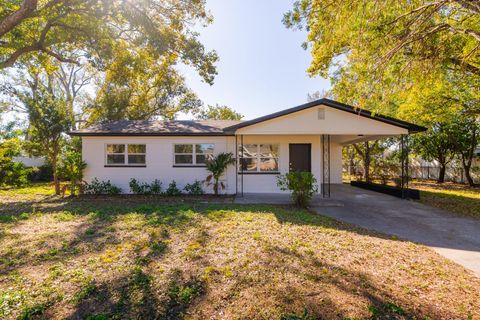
[284,0,480,113]
[25,88,73,194]
[0,0,217,83]
[285,0,480,76]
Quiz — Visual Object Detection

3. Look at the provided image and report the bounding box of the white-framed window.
[174,143,214,166]
[105,144,146,166]
[239,144,279,173]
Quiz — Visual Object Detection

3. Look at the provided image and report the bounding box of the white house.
[70,99,425,195]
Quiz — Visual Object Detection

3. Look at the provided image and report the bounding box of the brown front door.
[289,144,311,172]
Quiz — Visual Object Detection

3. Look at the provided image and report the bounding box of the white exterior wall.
[82,136,237,194]
[81,135,344,194]
[330,143,343,184]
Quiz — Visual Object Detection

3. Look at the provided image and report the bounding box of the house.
[70,99,425,195]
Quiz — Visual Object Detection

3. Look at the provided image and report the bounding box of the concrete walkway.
[235,185,480,276]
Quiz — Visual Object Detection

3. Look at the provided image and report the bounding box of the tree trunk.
[463,162,475,186]
[438,164,446,183]
[52,153,60,195]
[364,142,371,182]
[461,126,477,187]
[214,179,219,196]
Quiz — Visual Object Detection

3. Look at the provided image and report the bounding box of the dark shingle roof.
[70,120,242,136]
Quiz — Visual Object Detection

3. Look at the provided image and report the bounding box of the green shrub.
[129,178,162,195]
[276,172,318,207]
[58,150,86,195]
[83,178,122,195]
[184,180,204,195]
[0,137,34,187]
[164,180,182,196]
[29,164,53,182]
[0,161,33,187]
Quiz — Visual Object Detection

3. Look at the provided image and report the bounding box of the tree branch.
[0,0,38,37]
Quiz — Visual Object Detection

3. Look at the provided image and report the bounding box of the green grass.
[412,181,480,218]
[0,185,479,319]
[0,182,55,197]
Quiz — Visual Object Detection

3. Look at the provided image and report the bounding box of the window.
[239,144,279,173]
[174,143,214,166]
[106,144,146,166]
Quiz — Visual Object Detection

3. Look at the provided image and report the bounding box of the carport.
[226,99,426,198]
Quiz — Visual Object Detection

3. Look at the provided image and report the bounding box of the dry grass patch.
[0,188,479,319]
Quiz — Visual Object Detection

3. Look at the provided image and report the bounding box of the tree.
[0,0,218,85]
[451,116,479,186]
[86,43,202,122]
[194,104,244,120]
[284,1,480,79]
[205,152,235,195]
[412,122,458,183]
[25,88,73,194]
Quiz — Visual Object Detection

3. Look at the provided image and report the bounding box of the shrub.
[164,180,182,196]
[0,137,31,187]
[0,161,33,187]
[29,164,53,182]
[184,180,204,195]
[205,152,235,195]
[58,150,86,195]
[150,179,162,194]
[276,172,318,207]
[83,178,122,195]
[129,178,162,195]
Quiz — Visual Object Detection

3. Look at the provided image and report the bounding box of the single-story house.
[70,98,426,195]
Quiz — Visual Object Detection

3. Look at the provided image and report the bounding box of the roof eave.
[68,132,235,137]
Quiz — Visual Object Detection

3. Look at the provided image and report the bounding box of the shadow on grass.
[1,199,478,319]
[265,244,461,319]
[0,202,201,276]
[65,267,206,320]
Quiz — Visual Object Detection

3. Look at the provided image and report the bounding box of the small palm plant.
[205,152,235,195]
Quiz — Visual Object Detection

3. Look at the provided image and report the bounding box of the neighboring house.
[13,156,46,167]
[70,99,425,195]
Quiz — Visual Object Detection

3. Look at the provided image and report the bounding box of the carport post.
[400,134,410,199]
[321,134,331,198]
[241,134,244,197]
[235,135,238,196]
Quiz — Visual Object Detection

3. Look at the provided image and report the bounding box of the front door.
[289,144,311,172]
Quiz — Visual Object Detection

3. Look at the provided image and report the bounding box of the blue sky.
[182,0,331,119]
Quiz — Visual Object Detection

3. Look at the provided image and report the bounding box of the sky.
[181,0,331,120]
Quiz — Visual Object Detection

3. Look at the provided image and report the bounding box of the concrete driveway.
[314,184,480,276]
[235,184,480,276]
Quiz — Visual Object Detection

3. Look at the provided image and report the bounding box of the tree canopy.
[194,104,244,120]
[284,0,480,113]
[0,0,217,84]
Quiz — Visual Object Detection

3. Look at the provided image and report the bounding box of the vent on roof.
[318,107,325,120]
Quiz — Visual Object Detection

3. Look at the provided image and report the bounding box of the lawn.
[0,185,479,319]
[411,180,480,219]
